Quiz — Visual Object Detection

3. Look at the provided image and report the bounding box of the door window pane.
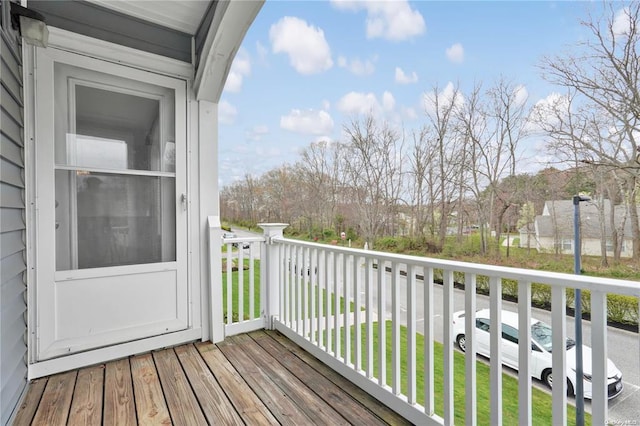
[56,171,176,270]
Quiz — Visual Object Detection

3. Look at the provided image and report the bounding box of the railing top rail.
[222,236,266,243]
[273,237,640,296]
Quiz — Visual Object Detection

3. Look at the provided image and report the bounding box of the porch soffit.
[26,1,263,103]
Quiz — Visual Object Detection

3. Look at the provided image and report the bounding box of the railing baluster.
[354,254,362,371]
[590,290,607,426]
[489,276,502,426]
[326,251,332,354]
[249,244,255,320]
[296,246,302,333]
[279,244,286,327]
[238,247,244,322]
[302,246,309,337]
[464,272,477,426]
[318,249,325,349]
[518,281,532,426]
[366,256,374,379]
[407,264,416,405]
[334,252,341,358]
[391,262,401,395]
[310,247,317,344]
[551,286,567,426]
[285,244,291,327]
[424,267,434,415]
[443,269,454,426]
[378,258,386,386]
[344,253,351,364]
[226,244,233,325]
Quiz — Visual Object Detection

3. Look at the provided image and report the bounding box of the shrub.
[606,294,639,324]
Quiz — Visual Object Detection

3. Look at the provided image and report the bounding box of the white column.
[258,223,288,329]
[199,100,221,342]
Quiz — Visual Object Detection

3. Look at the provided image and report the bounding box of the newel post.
[258,223,288,329]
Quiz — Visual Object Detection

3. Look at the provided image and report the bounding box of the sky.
[218,0,625,187]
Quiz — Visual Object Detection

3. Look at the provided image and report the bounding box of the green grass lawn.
[222,259,354,322]
[340,321,591,425]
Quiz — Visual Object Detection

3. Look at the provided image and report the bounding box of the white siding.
[0,4,27,423]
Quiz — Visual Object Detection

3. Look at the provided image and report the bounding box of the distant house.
[533,200,635,257]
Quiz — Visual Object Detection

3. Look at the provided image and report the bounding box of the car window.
[501,324,518,344]
[476,318,490,332]
[531,321,553,352]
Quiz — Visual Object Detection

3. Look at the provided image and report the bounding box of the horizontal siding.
[0,229,23,259]
[0,10,27,425]
[0,85,23,125]
[0,252,26,285]
[0,208,24,233]
[0,182,23,209]
[0,135,23,167]
[0,158,23,188]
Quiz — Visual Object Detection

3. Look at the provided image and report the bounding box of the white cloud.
[246,125,269,141]
[382,91,395,111]
[526,92,569,134]
[446,43,464,64]
[332,0,425,41]
[219,100,237,125]
[256,41,268,61]
[269,16,333,74]
[336,91,396,116]
[322,99,331,111]
[613,7,631,36]
[280,109,334,135]
[337,55,376,76]
[224,49,251,93]
[514,84,529,107]
[395,67,418,84]
[423,82,464,118]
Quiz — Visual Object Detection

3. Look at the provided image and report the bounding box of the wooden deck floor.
[13,330,411,425]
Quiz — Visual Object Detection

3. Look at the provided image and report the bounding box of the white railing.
[220,234,266,336]
[210,222,640,425]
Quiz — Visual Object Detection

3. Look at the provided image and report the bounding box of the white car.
[452,309,623,399]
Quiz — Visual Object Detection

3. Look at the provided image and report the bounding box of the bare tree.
[342,115,404,247]
[539,2,640,261]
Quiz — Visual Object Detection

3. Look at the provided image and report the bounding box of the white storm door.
[34,48,188,360]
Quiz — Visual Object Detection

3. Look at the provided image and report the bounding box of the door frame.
[24,28,204,379]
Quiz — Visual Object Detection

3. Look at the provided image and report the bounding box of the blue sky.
[218,0,620,186]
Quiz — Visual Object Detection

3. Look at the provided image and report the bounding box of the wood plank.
[31,370,77,426]
[104,358,137,426]
[196,341,278,425]
[153,348,207,425]
[68,365,104,426]
[250,330,389,425]
[130,353,172,426]
[12,377,48,426]
[231,333,349,425]
[266,330,412,425]
[174,344,244,425]
[217,336,315,426]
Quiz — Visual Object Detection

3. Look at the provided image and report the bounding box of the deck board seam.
[252,331,390,426]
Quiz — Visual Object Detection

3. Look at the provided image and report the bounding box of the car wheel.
[456,334,466,352]
[542,370,574,396]
[542,369,553,388]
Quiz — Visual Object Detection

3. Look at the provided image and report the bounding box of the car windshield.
[531,320,576,352]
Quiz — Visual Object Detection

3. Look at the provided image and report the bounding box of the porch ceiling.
[87,0,210,35]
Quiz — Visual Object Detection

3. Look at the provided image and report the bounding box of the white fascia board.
[194,0,264,103]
